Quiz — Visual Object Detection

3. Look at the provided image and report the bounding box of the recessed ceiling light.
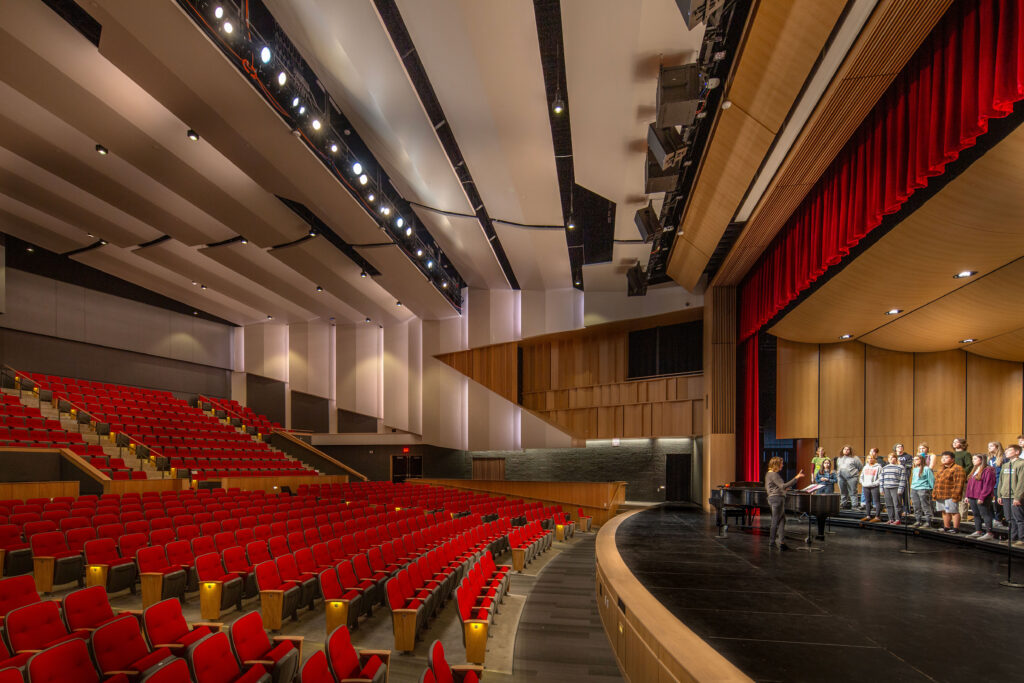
[954,270,977,279]
[193,311,199,316]
[214,6,224,19]
[574,280,581,286]
[552,96,564,115]
[239,237,247,244]
[416,249,423,257]
[200,285,207,290]
[839,334,852,340]
[567,221,575,230]
[308,230,317,237]
[358,174,368,185]
[360,270,367,278]
[381,207,390,216]
[222,21,233,34]
[395,301,402,307]
[960,338,976,344]
[365,317,371,323]
[267,315,273,320]
[186,129,199,141]
[311,119,321,131]
[277,71,287,86]
[426,260,433,269]
[330,143,338,153]
[291,97,300,108]
[298,106,305,115]
[405,227,412,237]
[366,193,375,202]
[191,281,198,286]
[260,46,271,64]
[395,218,404,228]
[99,239,107,245]
[352,162,362,175]
[885,308,902,315]
[26,247,34,253]
[315,286,323,292]
[95,144,108,155]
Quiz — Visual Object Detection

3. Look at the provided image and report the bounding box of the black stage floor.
[616,505,1024,683]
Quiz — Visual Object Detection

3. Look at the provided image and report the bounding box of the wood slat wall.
[0,481,78,500]
[411,478,627,528]
[436,342,518,403]
[776,339,1024,457]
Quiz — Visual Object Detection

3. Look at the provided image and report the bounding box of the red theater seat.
[142,598,213,653]
[428,639,480,683]
[62,585,122,632]
[26,638,129,683]
[326,625,388,683]
[227,611,300,683]
[90,614,174,678]
[5,600,88,654]
[30,531,83,592]
[187,631,269,683]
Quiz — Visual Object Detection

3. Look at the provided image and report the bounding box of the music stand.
[1001,519,1024,588]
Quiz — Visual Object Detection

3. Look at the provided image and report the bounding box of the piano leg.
[816,515,828,540]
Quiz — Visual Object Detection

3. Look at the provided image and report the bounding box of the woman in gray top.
[765,456,804,551]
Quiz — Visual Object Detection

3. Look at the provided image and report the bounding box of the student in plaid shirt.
[934,451,967,533]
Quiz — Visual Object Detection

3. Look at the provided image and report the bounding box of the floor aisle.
[617,505,1024,683]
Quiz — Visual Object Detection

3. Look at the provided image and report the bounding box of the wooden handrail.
[271,429,369,482]
[58,447,112,481]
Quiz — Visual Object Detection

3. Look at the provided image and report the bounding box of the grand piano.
[709,481,840,544]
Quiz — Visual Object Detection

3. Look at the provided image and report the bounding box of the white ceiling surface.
[263,0,507,291]
[563,0,703,287]
[354,244,463,321]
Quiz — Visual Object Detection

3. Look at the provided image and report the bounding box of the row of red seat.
[17,371,320,480]
[201,396,279,435]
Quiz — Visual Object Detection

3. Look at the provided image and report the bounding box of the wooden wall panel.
[819,342,865,460]
[0,481,78,500]
[913,350,966,449]
[966,353,1023,449]
[436,342,517,403]
[776,339,819,438]
[864,346,914,453]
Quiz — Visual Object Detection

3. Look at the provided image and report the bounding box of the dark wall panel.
[337,408,378,433]
[0,328,230,399]
[246,373,286,426]
[291,391,329,433]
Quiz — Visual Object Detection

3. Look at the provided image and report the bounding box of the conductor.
[765,456,805,551]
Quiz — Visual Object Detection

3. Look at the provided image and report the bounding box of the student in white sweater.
[859,452,883,522]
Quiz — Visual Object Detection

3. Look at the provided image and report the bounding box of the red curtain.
[738,334,760,481]
[739,0,1024,342]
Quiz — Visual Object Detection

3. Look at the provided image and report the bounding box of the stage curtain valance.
[738,0,1024,342]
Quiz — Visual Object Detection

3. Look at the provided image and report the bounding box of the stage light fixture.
[311,119,321,131]
[26,247,34,253]
[291,97,300,108]
[298,106,305,115]
[214,6,224,19]
[885,308,902,315]
[95,144,108,155]
[721,100,732,110]
[839,334,852,340]
[277,72,287,86]
[695,111,707,119]
[187,129,199,141]
[360,271,367,278]
[441,282,448,288]
[99,240,107,245]
[426,260,433,269]
[330,143,338,153]
[223,21,233,34]
[260,46,271,64]
[567,220,575,230]
[352,162,363,175]
[705,77,721,89]
[954,270,976,279]
[552,96,565,115]
[381,207,391,216]
[193,311,199,316]
[960,338,976,343]
[405,227,412,237]
[366,193,375,202]
[574,279,581,286]
[396,217,404,228]
[358,174,368,185]
[416,249,423,257]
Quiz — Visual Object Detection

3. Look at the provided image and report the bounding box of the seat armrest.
[272,634,304,648]
[452,664,485,681]
[117,609,144,616]
[190,621,224,631]
[245,659,275,666]
[155,643,186,650]
[358,649,391,665]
